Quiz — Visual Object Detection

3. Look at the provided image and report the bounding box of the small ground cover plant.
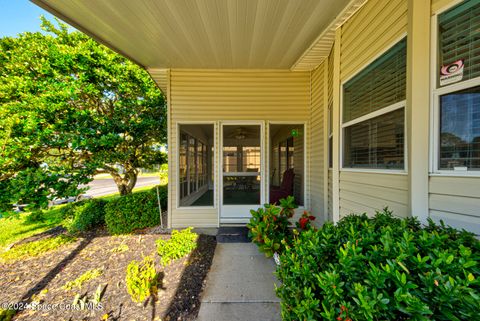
[275,209,480,321]
[63,268,103,291]
[0,308,15,321]
[156,227,198,265]
[0,234,76,263]
[126,255,158,303]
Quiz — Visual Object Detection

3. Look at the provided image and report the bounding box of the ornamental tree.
[0,18,166,210]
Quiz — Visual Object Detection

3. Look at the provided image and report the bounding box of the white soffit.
[291,0,368,71]
[32,0,353,70]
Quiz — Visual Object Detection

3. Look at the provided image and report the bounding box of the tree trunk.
[109,167,138,196]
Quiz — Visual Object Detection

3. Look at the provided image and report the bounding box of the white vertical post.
[407,0,431,224]
[332,28,342,224]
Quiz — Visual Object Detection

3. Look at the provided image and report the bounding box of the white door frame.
[219,121,265,224]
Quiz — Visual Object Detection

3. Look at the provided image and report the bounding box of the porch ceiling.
[32,0,362,71]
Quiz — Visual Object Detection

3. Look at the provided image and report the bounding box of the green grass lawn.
[0,184,166,252]
[0,207,65,251]
[0,234,76,263]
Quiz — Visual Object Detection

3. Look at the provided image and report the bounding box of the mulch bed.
[0,228,216,321]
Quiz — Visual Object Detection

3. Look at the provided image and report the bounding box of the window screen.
[438,0,480,86]
[343,39,406,123]
[440,86,480,170]
[344,109,405,169]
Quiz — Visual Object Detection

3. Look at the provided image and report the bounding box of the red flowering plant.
[296,211,316,230]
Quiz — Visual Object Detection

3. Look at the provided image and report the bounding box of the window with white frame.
[435,0,480,172]
[342,38,407,170]
[178,124,214,207]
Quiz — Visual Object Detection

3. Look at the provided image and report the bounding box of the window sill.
[340,168,408,175]
[429,172,480,178]
[176,206,217,211]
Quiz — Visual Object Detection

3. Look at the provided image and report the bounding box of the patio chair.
[269,168,295,204]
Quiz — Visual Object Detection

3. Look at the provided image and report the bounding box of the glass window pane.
[179,133,188,198]
[343,39,406,123]
[344,109,405,169]
[270,125,304,206]
[440,86,480,170]
[179,125,214,207]
[328,136,333,168]
[438,0,480,87]
[189,137,196,193]
[223,125,261,205]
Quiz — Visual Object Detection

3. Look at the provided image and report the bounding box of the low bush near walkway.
[247,196,297,257]
[156,227,198,265]
[126,255,158,303]
[105,185,167,234]
[276,209,480,321]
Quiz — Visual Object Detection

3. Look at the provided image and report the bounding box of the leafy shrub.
[25,210,45,224]
[105,185,167,235]
[276,209,480,321]
[247,196,297,257]
[156,227,198,265]
[126,255,158,303]
[62,199,107,233]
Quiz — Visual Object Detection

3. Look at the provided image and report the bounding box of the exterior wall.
[429,177,480,232]
[340,0,408,81]
[339,172,408,219]
[168,70,310,227]
[337,0,409,218]
[309,63,325,224]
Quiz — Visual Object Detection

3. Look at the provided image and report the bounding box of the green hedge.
[60,199,107,233]
[105,185,167,234]
[275,210,480,321]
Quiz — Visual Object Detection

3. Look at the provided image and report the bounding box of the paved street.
[84,177,160,197]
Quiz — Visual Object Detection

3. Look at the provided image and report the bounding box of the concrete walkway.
[196,243,281,321]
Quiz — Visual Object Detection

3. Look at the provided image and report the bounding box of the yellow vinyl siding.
[169,69,310,228]
[340,0,408,81]
[429,177,480,234]
[431,0,458,13]
[339,172,408,219]
[309,63,325,224]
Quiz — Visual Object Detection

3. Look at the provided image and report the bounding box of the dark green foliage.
[156,227,198,265]
[25,210,45,224]
[247,196,297,257]
[62,199,107,233]
[276,209,480,321]
[104,185,167,234]
[0,17,166,209]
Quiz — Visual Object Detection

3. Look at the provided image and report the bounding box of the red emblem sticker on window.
[440,59,464,86]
